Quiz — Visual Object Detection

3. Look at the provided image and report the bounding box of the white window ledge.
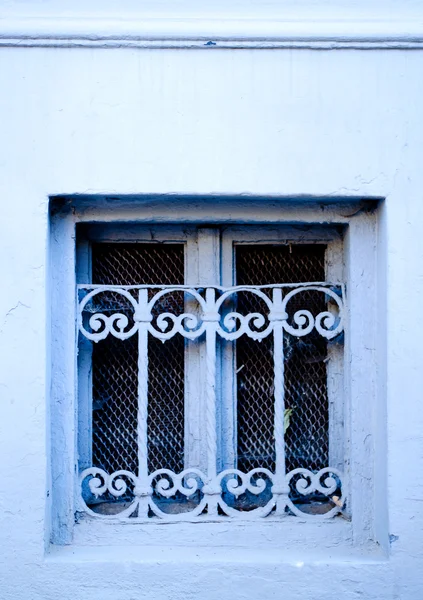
[1,0,423,48]
[46,541,387,565]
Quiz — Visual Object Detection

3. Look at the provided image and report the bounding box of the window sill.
[46,535,387,565]
[64,516,358,553]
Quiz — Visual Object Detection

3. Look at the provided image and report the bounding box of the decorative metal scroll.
[78,283,345,522]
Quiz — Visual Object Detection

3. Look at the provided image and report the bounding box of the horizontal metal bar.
[78,282,343,291]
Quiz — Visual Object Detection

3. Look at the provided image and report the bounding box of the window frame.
[49,197,381,551]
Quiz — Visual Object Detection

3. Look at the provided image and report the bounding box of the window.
[76,224,345,521]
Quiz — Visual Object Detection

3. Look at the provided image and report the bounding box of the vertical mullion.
[197,229,221,473]
[184,233,202,471]
[220,232,237,470]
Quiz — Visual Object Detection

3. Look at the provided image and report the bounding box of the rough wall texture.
[0,45,422,599]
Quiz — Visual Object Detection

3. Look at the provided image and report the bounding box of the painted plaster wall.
[0,44,422,599]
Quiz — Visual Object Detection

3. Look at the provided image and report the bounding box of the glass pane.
[235,244,328,473]
[91,243,185,475]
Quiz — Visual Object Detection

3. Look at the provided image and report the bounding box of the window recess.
[77,226,345,522]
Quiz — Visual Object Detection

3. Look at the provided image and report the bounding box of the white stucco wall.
[0,2,423,597]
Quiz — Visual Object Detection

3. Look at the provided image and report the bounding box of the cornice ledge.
[1,16,423,49]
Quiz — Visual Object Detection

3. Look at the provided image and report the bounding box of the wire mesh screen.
[235,244,328,473]
[91,243,185,475]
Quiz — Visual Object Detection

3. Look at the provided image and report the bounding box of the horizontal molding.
[1,16,423,49]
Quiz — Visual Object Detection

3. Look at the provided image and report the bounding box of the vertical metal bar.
[135,288,151,517]
[206,327,217,480]
[203,287,219,516]
[272,288,289,515]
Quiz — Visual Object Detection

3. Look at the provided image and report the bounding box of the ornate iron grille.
[235,245,328,473]
[78,272,345,521]
[91,244,185,475]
